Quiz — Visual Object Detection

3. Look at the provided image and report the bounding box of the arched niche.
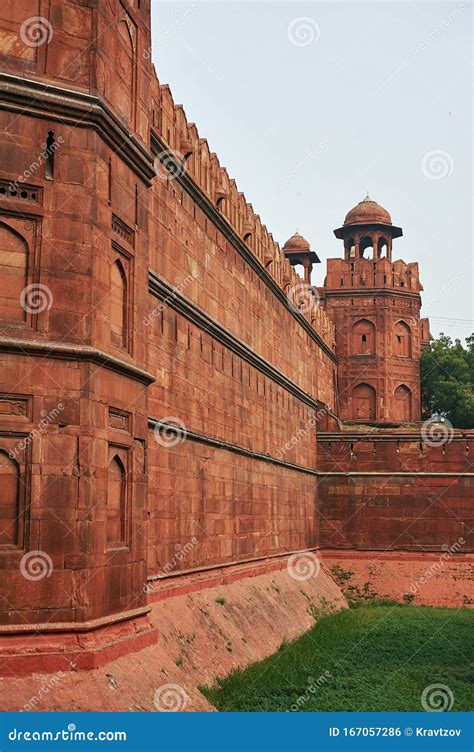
[0,222,29,323]
[110,258,128,350]
[107,454,126,548]
[394,384,412,422]
[352,383,376,421]
[116,19,135,124]
[394,320,412,357]
[352,318,376,355]
[0,451,20,546]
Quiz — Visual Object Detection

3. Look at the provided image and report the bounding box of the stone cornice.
[148,417,318,475]
[0,73,156,186]
[151,131,337,364]
[318,431,474,441]
[149,272,332,411]
[323,288,421,302]
[319,471,474,477]
[0,337,155,385]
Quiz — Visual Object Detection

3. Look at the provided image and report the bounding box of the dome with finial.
[282,231,311,252]
[343,194,392,227]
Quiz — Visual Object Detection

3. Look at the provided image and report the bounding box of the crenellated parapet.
[324,256,423,293]
[149,73,335,350]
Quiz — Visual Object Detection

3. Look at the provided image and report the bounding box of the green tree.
[421,334,474,428]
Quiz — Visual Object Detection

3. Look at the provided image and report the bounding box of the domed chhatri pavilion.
[282,231,320,284]
[334,194,403,261]
[283,195,430,425]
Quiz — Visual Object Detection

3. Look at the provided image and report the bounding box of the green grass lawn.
[201,605,473,712]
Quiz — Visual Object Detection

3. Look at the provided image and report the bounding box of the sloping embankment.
[0,556,346,711]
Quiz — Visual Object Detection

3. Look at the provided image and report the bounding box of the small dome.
[344,194,392,226]
[283,231,311,251]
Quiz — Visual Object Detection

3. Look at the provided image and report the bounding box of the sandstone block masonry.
[0,0,471,674]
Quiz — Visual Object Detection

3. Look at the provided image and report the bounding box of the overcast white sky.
[151,1,473,342]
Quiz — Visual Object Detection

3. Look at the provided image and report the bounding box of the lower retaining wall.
[0,553,346,711]
[320,549,474,608]
[317,430,474,552]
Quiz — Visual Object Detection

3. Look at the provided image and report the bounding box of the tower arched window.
[110,258,128,350]
[352,319,376,355]
[352,383,376,421]
[394,320,411,357]
[0,452,20,546]
[394,384,412,422]
[107,454,127,548]
[0,222,28,323]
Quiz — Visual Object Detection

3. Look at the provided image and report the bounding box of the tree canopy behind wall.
[421,334,474,428]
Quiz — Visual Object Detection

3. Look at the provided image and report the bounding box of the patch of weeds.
[215,597,226,606]
[175,655,184,667]
[330,564,354,586]
[403,592,415,604]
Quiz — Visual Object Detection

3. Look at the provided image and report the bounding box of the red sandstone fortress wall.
[0,0,336,658]
[0,0,471,675]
